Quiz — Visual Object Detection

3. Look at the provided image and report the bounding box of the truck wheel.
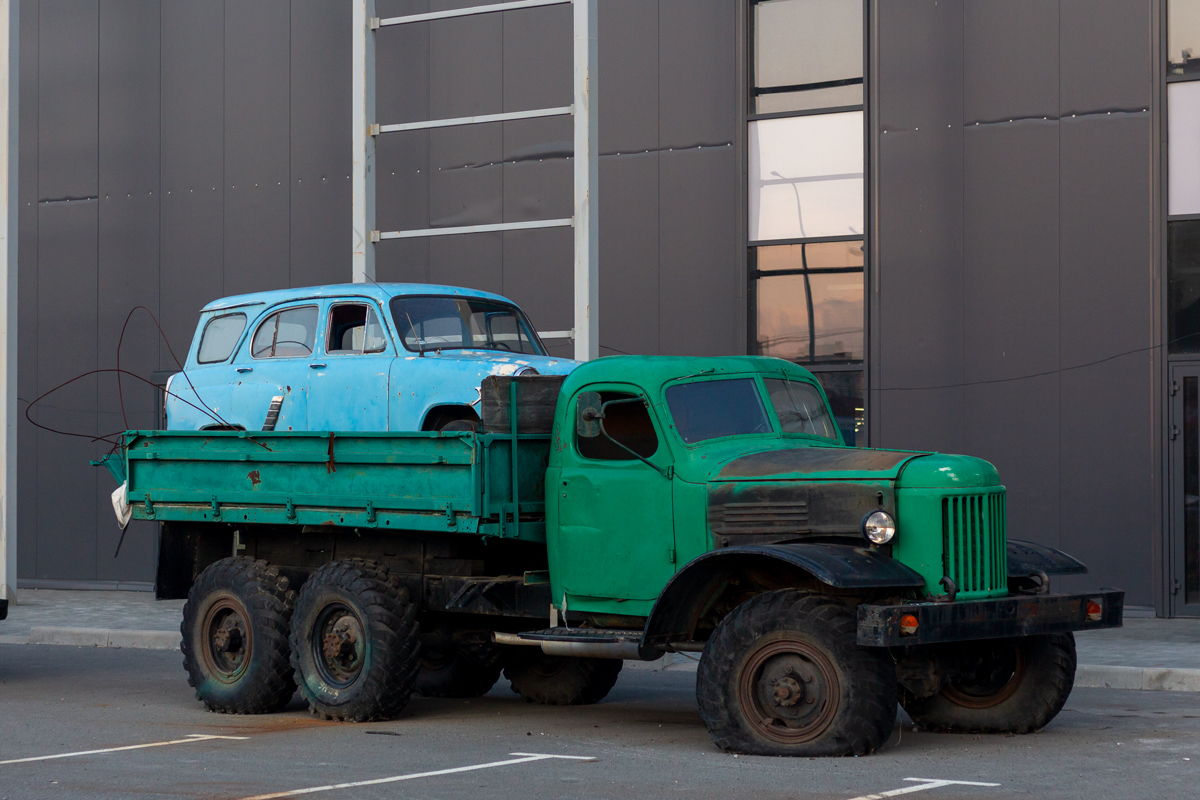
[289,560,420,722]
[696,590,896,757]
[902,633,1076,734]
[416,643,503,698]
[503,650,622,705]
[181,557,297,714]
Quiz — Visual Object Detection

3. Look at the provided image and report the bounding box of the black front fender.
[1007,539,1088,577]
[642,543,925,646]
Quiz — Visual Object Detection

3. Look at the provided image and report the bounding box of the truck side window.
[197,313,246,364]
[578,392,659,460]
[251,305,318,359]
[327,304,388,354]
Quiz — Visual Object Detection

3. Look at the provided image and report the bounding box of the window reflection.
[1170,221,1200,353]
[754,241,864,364]
[1170,0,1200,76]
[753,0,863,114]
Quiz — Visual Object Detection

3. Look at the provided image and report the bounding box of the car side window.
[327,303,388,354]
[250,305,318,359]
[577,392,659,461]
[197,313,246,364]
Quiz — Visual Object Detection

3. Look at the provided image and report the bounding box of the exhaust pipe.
[492,631,643,660]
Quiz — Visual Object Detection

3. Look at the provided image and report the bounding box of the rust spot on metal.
[247,469,261,487]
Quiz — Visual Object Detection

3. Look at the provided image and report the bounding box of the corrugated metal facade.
[15,1,1166,609]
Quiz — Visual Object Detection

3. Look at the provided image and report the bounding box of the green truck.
[95,355,1121,757]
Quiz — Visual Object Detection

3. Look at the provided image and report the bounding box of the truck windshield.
[665,378,772,443]
[763,378,838,440]
[390,296,544,355]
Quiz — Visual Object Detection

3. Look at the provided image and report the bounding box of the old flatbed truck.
[95,356,1122,757]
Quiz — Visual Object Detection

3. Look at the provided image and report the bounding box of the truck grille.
[942,492,1007,595]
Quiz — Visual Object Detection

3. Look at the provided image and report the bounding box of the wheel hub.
[313,604,366,688]
[738,639,840,745]
[199,596,253,684]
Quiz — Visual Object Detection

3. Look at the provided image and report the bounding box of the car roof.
[201,283,517,313]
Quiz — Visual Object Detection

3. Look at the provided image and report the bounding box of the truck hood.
[710,445,929,482]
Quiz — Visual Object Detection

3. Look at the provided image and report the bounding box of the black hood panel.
[715,446,924,481]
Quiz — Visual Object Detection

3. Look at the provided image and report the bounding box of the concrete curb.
[1075,664,1200,692]
[26,626,178,650]
[6,630,1200,692]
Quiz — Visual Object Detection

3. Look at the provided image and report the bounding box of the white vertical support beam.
[0,0,16,605]
[352,0,377,283]
[572,0,598,361]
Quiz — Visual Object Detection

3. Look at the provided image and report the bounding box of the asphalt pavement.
[0,642,1198,800]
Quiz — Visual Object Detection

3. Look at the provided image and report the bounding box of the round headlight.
[515,366,540,376]
[862,510,896,545]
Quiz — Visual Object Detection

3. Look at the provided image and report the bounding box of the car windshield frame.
[389,294,546,356]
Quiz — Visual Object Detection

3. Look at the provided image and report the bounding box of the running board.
[493,628,650,660]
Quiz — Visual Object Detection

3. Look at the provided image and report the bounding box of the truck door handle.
[309,363,326,369]
[236,367,253,373]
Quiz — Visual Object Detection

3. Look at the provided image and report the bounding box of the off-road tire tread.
[181,557,297,714]
[902,633,1076,734]
[503,652,623,705]
[290,559,419,722]
[696,590,897,757]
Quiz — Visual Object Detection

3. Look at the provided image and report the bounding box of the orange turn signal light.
[899,614,919,636]
[1086,599,1103,622]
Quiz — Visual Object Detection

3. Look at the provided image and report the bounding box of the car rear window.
[665,378,772,443]
[197,313,247,364]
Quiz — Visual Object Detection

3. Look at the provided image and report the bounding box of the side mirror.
[576,391,603,438]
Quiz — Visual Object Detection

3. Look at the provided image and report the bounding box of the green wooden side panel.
[119,429,550,542]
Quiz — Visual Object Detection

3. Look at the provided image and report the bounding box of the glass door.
[1170,364,1200,616]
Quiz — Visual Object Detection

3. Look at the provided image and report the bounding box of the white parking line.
[238,752,598,800]
[0,733,250,765]
[847,778,1002,800]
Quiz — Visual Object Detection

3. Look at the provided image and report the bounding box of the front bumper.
[856,589,1123,647]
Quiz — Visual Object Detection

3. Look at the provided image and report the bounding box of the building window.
[1171,0,1200,76]
[752,0,863,114]
[747,0,865,444]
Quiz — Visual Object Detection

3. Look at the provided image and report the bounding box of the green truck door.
[556,388,676,605]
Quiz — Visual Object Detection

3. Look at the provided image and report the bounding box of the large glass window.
[1170,81,1200,216]
[1171,0,1200,76]
[1170,221,1200,353]
[752,0,863,114]
[747,2,866,446]
[666,379,772,443]
[749,113,864,241]
[197,313,246,364]
[753,241,864,364]
[390,296,543,355]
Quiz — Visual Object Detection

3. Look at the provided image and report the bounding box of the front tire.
[504,650,622,705]
[290,560,420,722]
[696,590,897,757]
[901,633,1076,734]
[181,557,297,714]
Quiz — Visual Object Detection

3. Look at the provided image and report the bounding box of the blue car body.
[166,283,578,432]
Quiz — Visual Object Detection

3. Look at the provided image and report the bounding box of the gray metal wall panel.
[379,130,431,235]
[874,0,965,455]
[96,0,162,580]
[16,1,38,579]
[429,232,503,294]
[1058,113,1154,603]
[376,239,431,284]
[502,116,572,223]
[658,0,736,148]
[36,203,98,581]
[501,226,573,360]
[37,2,98,201]
[1060,0,1152,115]
[658,147,738,356]
[600,151,660,356]
[429,125,503,227]
[224,2,291,296]
[291,1,352,289]
[502,2,570,112]
[963,0,1058,123]
[962,121,1061,551]
[429,11,502,119]
[599,0,659,154]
